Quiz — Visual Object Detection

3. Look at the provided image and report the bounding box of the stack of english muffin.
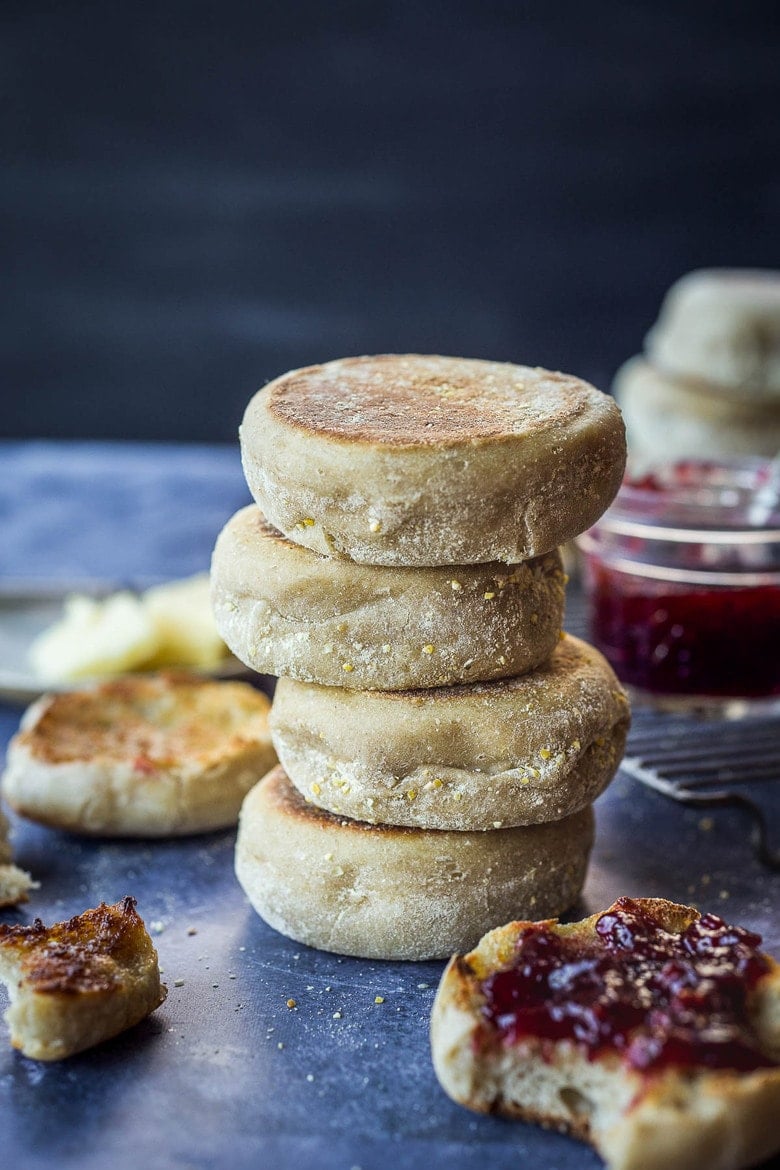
[211,355,630,960]
[614,269,780,467]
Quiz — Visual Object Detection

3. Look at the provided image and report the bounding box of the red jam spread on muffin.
[480,897,775,1072]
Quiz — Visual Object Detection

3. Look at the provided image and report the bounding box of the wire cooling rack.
[622,709,780,870]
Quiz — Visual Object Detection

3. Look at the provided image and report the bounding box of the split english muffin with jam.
[431,897,780,1170]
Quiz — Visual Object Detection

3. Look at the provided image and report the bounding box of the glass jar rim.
[576,529,780,586]
[590,457,780,542]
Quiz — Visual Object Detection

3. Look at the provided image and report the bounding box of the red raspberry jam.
[577,459,780,702]
[480,898,775,1072]
[587,573,780,698]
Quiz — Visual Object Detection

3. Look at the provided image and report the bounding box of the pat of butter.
[142,574,226,670]
[29,573,229,682]
[30,593,158,682]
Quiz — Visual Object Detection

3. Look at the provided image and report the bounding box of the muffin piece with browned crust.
[0,896,166,1060]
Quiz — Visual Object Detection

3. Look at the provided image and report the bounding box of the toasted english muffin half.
[1,673,276,836]
[271,634,629,830]
[211,506,565,690]
[234,766,594,961]
[240,355,626,566]
[431,897,780,1170]
[0,896,166,1060]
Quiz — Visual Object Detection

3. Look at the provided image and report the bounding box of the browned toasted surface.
[252,510,306,551]
[0,896,160,996]
[264,355,610,446]
[17,672,271,769]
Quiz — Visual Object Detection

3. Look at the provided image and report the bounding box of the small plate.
[0,581,252,706]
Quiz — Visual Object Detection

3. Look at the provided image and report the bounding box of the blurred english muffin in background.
[614,269,780,468]
[615,355,780,464]
[646,269,780,399]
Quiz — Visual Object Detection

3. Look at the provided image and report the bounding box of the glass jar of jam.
[576,459,780,714]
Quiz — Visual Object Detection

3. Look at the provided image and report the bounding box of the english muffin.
[234,766,594,961]
[431,897,780,1170]
[0,896,166,1060]
[270,634,629,830]
[614,355,780,466]
[240,355,626,566]
[645,269,780,400]
[1,673,276,837]
[212,505,565,690]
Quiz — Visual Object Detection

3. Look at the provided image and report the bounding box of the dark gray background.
[3,0,779,441]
